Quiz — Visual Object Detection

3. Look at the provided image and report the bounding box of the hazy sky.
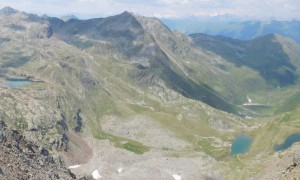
[0,0,299,20]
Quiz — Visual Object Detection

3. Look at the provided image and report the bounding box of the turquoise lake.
[231,133,253,155]
[274,133,300,151]
[4,79,31,88]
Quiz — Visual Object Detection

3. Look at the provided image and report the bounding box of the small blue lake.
[274,133,300,151]
[3,79,32,88]
[231,133,253,155]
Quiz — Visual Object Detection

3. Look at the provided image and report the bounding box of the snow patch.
[173,174,182,180]
[68,164,81,169]
[92,169,102,179]
[247,97,252,103]
[117,168,123,173]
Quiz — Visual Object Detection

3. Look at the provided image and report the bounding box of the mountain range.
[162,18,300,43]
[0,6,300,179]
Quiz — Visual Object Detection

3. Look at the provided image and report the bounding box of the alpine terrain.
[1,6,300,179]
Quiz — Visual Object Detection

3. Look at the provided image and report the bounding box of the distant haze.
[0,0,299,20]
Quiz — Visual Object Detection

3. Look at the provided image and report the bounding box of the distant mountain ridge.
[190,33,300,87]
[60,15,79,22]
[162,18,300,43]
[0,6,18,15]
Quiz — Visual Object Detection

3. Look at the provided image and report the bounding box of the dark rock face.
[49,133,69,152]
[62,133,69,151]
[47,26,54,38]
[0,120,7,143]
[58,114,68,131]
[74,109,82,132]
[0,119,76,179]
[0,167,4,177]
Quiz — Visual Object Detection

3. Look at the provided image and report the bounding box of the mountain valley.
[0,6,300,179]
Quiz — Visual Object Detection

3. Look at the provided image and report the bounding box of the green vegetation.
[128,104,149,113]
[197,139,229,160]
[275,90,300,114]
[122,141,149,154]
[95,132,150,154]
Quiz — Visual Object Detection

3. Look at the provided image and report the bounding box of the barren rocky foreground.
[65,135,220,179]
[0,119,78,179]
[253,144,300,180]
[1,114,300,180]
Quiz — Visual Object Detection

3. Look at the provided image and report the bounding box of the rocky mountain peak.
[60,15,79,22]
[120,11,133,16]
[48,10,145,44]
[256,33,282,41]
[104,10,142,30]
[136,15,172,33]
[0,6,18,15]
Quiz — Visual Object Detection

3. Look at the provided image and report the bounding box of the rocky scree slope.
[0,119,79,179]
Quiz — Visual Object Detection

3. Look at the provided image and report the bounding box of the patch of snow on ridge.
[117,168,123,173]
[173,174,182,180]
[68,164,81,169]
[92,169,101,179]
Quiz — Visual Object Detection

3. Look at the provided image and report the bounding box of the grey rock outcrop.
[0,119,76,179]
[293,152,300,166]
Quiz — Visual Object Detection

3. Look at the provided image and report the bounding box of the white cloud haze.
[0,0,299,20]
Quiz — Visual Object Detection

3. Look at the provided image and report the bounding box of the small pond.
[231,133,253,155]
[3,79,32,88]
[274,133,300,151]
